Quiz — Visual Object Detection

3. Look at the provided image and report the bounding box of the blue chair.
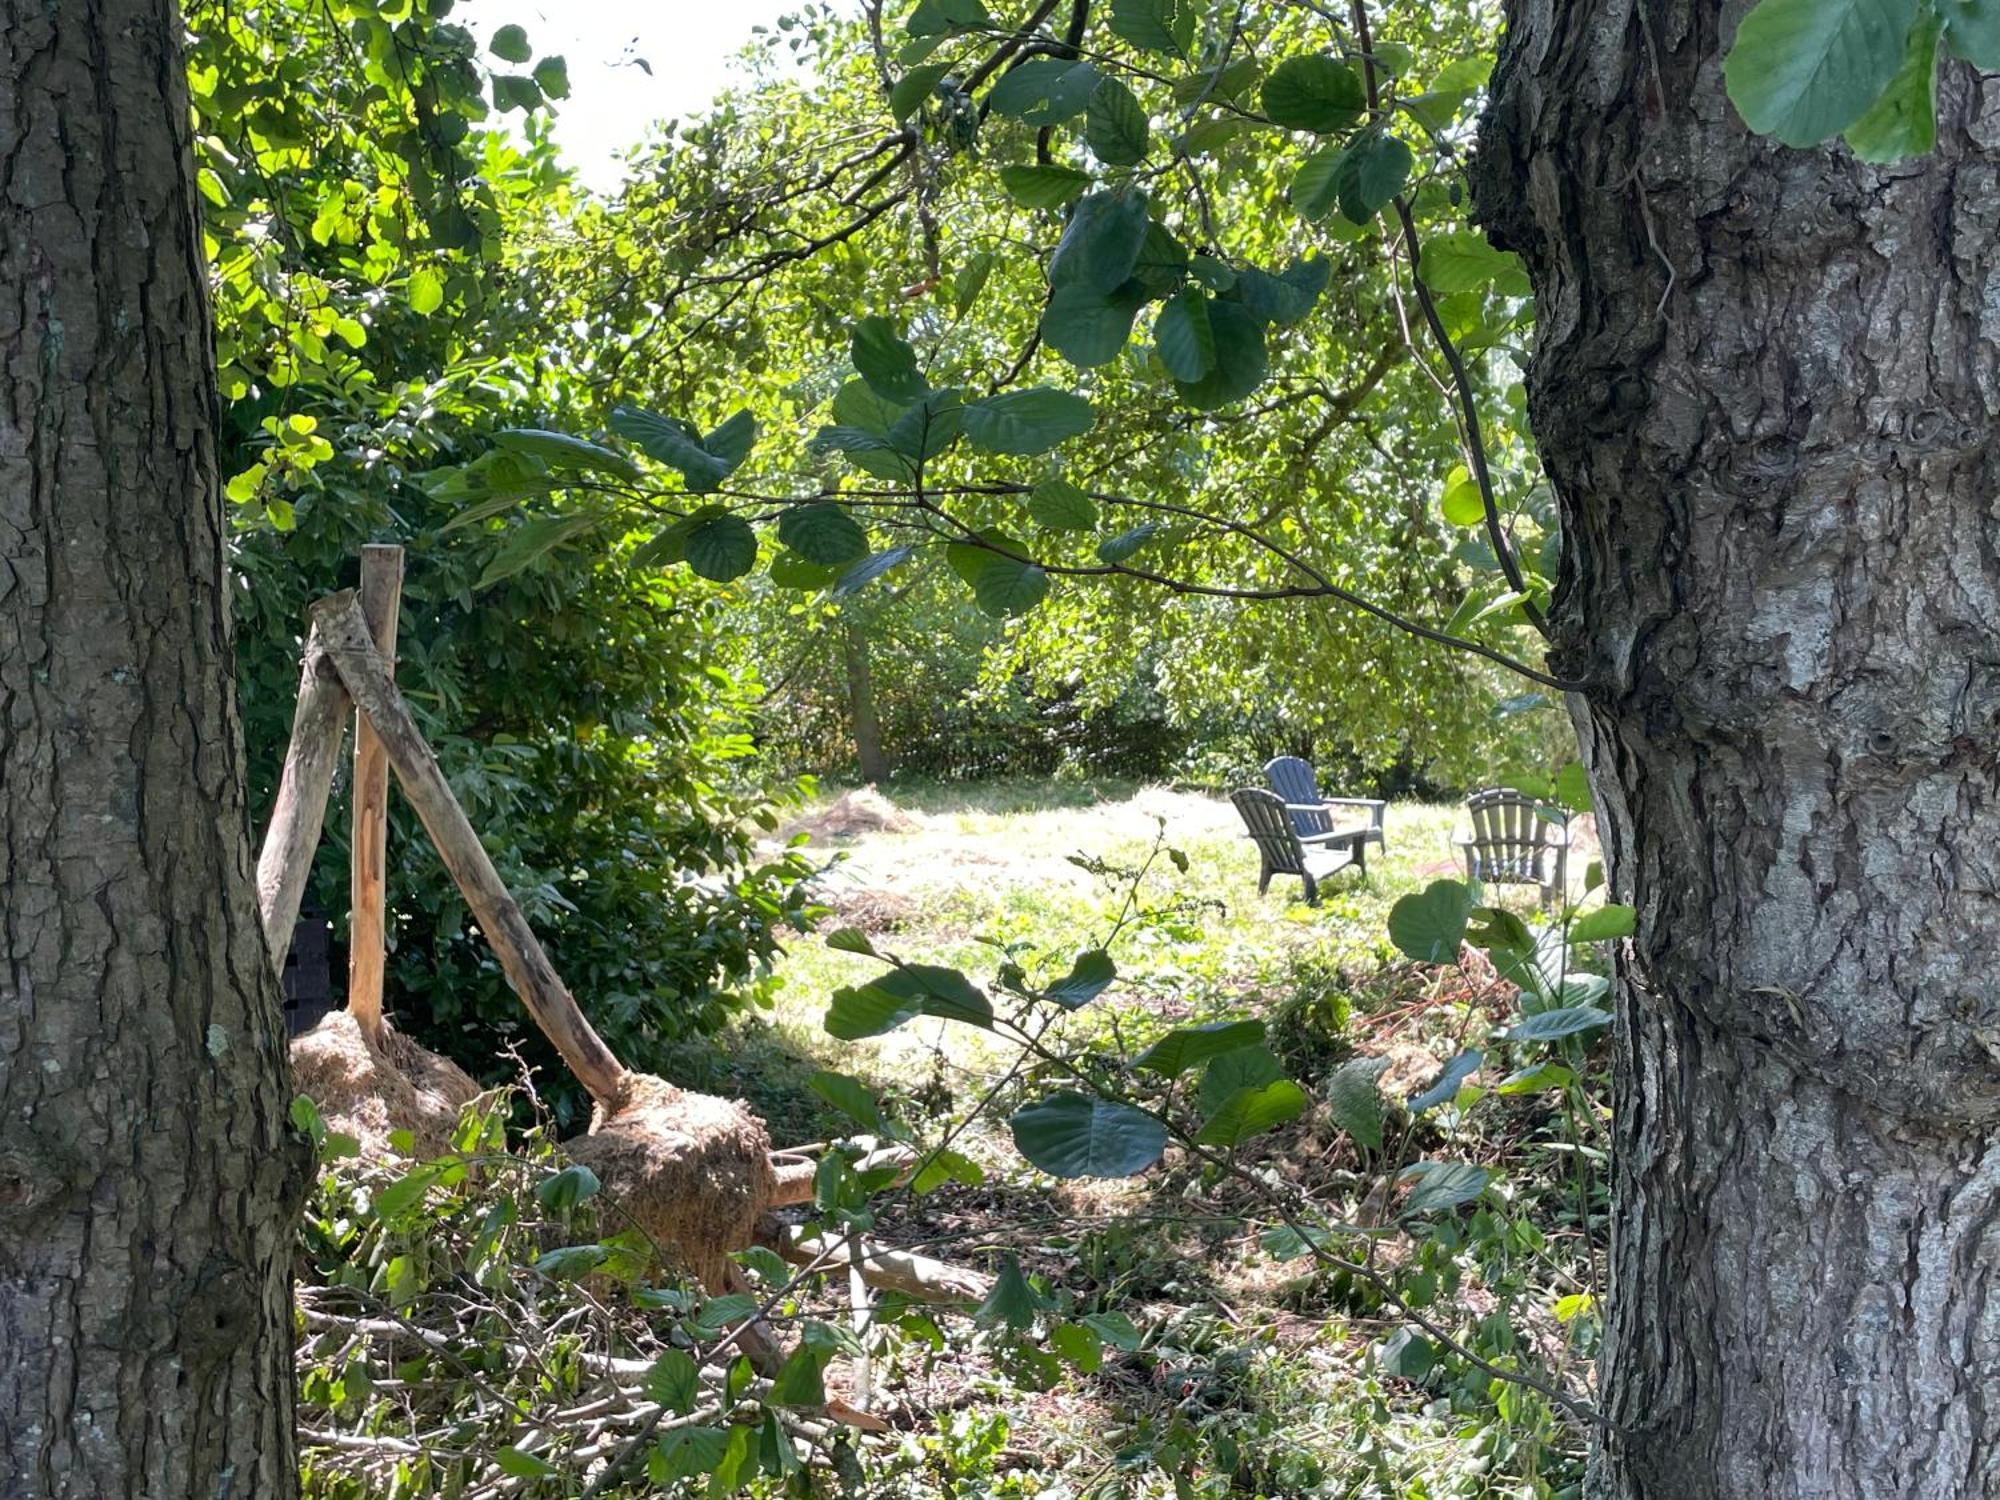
[1263,756,1386,853]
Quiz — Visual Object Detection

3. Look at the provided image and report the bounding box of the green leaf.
[1199,1043,1286,1113]
[907,0,993,34]
[1028,477,1099,531]
[1261,56,1365,133]
[778,503,868,565]
[490,23,532,62]
[683,514,758,582]
[990,59,1100,125]
[825,963,994,1039]
[962,388,1095,454]
[1010,1092,1169,1177]
[1406,1050,1481,1115]
[1418,233,1532,297]
[770,1346,828,1407]
[1044,948,1116,1007]
[533,1244,609,1279]
[1495,1061,1576,1095]
[947,534,1050,616]
[1291,143,1345,221]
[1554,761,1593,813]
[1173,299,1265,408]
[825,927,878,956]
[650,1425,730,1483]
[807,1070,888,1134]
[1569,903,1636,942]
[891,62,953,121]
[1086,74,1151,164]
[1196,1079,1307,1146]
[1843,6,1942,161]
[1080,1310,1143,1351]
[832,545,915,597]
[493,429,642,481]
[476,513,598,588]
[911,1147,985,1193]
[492,74,542,113]
[1051,1320,1103,1372]
[1042,280,1148,366]
[1327,1055,1388,1151]
[953,250,996,315]
[1943,0,2000,66]
[1377,1327,1437,1381]
[1398,1160,1492,1216]
[532,55,570,99]
[976,1253,1044,1329]
[1109,0,1195,58]
[1049,190,1151,295]
[608,405,753,493]
[407,266,444,315]
[1500,1005,1613,1043]
[1233,257,1330,326]
[1388,879,1474,963]
[1096,521,1160,564]
[1135,1019,1267,1077]
[643,1348,701,1413]
[998,163,1093,209]
[1131,220,1190,297]
[1723,0,1918,146]
[851,316,928,402]
[1153,287,1216,380]
[1440,471,1485,526]
[769,552,836,590]
[535,1163,601,1212]
[1335,129,1414,223]
[493,1447,556,1479]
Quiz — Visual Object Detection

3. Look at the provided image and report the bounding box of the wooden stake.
[308,590,631,1106]
[255,623,349,974]
[347,545,404,1041]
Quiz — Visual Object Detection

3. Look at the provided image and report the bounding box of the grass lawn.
[653,779,1606,1499]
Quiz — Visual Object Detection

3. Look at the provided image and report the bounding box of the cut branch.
[256,622,348,971]
[348,544,404,1040]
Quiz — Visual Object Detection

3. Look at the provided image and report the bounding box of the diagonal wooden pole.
[255,621,349,973]
[347,544,403,1042]
[308,589,631,1107]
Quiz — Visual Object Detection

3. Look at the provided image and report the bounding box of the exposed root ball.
[290,1010,481,1159]
[564,1073,777,1291]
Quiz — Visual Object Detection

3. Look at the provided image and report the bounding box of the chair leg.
[1258,864,1272,896]
[1354,842,1367,877]
[1303,873,1319,906]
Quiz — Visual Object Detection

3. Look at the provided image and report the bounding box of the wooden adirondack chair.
[1457,787,1569,908]
[1263,756,1387,851]
[1230,787,1368,904]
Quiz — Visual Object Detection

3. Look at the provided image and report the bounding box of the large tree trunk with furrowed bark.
[0,1,305,1493]
[1477,3,2000,1495]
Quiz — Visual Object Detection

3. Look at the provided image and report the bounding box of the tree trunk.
[1478,5,2000,1495]
[843,622,892,784]
[0,2,305,1494]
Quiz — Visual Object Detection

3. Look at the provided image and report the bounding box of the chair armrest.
[1323,797,1386,812]
[1298,828,1350,846]
[1282,801,1329,814]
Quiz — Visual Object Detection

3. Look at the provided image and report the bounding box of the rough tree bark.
[1477,4,2000,1495]
[0,1,305,1493]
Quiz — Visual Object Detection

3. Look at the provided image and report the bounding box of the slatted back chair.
[1458,787,1569,908]
[1230,787,1361,905]
[1263,755,1388,850]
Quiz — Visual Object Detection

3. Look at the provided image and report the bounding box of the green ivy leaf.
[1045,948,1116,1007]
[1109,0,1195,58]
[998,163,1093,209]
[1010,1092,1168,1177]
[1406,1050,1482,1115]
[1327,1055,1388,1151]
[1134,1019,1266,1077]
[1153,287,1216,380]
[962,388,1096,454]
[683,514,758,582]
[777,503,869,565]
[1086,74,1151,164]
[1843,6,1942,161]
[1388,879,1473,963]
[1569,903,1636,942]
[1027,477,1099,531]
[990,59,1100,124]
[1723,0,1918,146]
[851,316,928,402]
[1261,56,1365,133]
[1196,1079,1307,1146]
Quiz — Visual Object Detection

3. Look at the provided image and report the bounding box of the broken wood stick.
[773,1224,993,1302]
[308,590,630,1107]
[348,544,404,1042]
[256,621,349,972]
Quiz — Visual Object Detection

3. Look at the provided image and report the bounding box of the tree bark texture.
[0,2,305,1494]
[1477,4,2000,1495]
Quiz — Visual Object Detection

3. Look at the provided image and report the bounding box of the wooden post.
[347,545,404,1041]
[255,624,349,973]
[307,590,631,1107]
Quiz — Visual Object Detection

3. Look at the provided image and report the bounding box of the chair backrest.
[1230,788,1304,874]
[1464,787,1563,884]
[1263,756,1332,836]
